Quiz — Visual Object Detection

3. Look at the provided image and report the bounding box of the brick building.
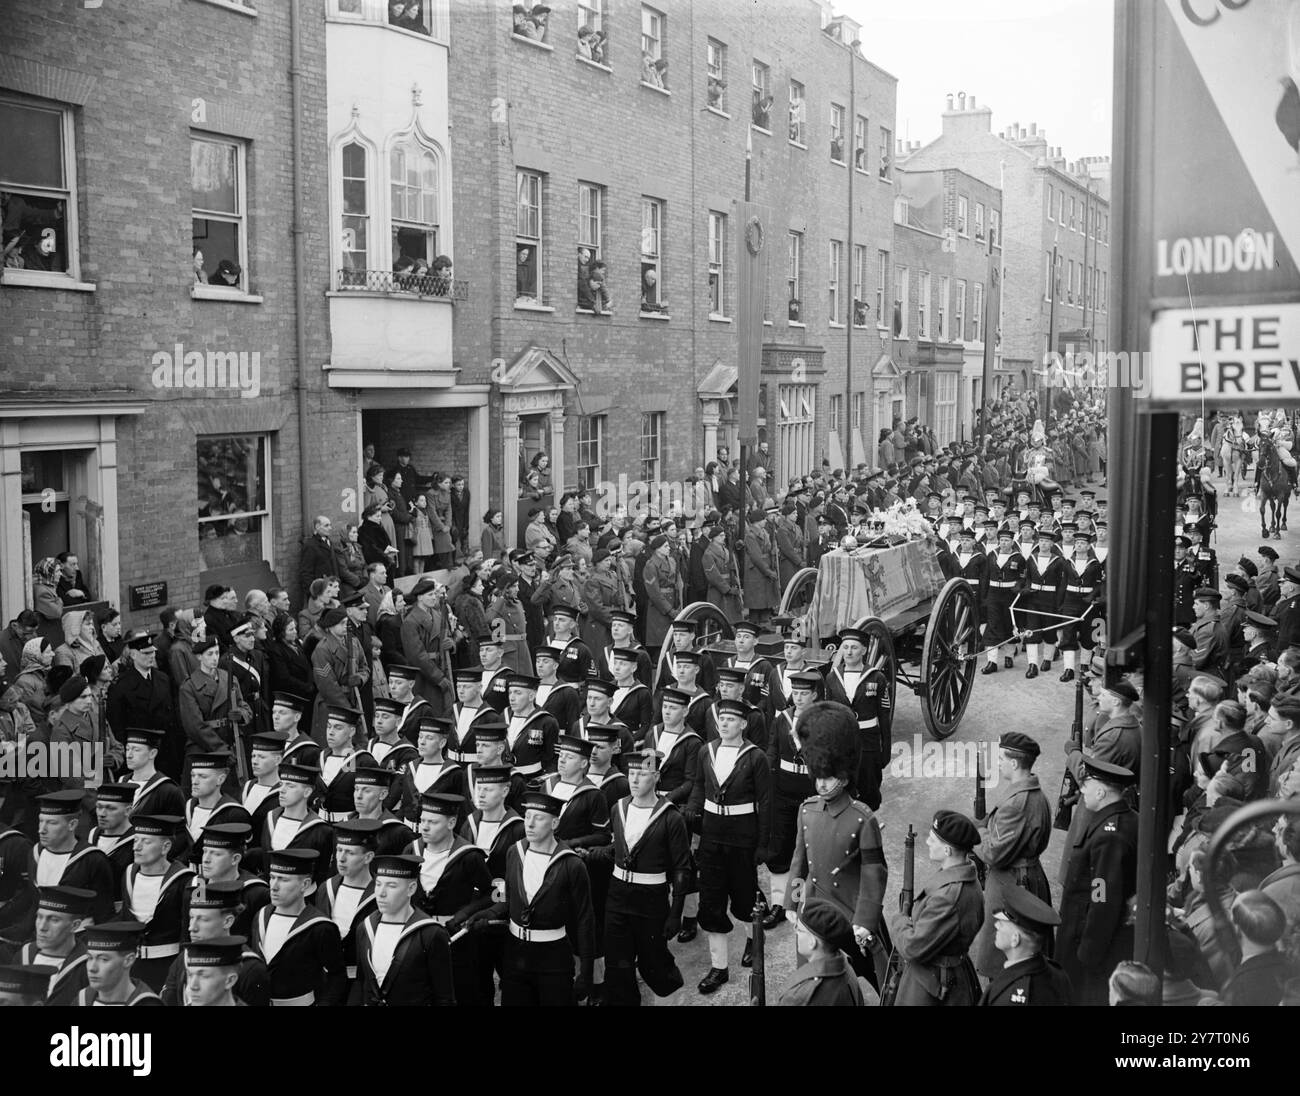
[899,93,1111,396]
[449,0,900,543]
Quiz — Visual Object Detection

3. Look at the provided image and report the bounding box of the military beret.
[797,900,855,952]
[1237,557,1258,577]
[1284,566,1300,583]
[1258,545,1280,560]
[1225,574,1249,593]
[320,607,348,628]
[78,654,107,682]
[1175,535,1192,549]
[1104,679,1140,704]
[409,579,438,598]
[999,731,1040,760]
[931,810,980,852]
[58,674,88,704]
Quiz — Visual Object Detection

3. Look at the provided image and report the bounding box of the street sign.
[1146,0,1300,405]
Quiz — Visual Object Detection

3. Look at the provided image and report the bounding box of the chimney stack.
[946,93,954,110]
[957,91,966,110]
[969,95,976,109]
[1030,123,1037,136]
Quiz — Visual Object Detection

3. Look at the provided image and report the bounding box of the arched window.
[390,137,439,268]
[341,140,369,282]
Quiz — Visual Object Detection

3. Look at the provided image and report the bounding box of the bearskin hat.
[797,702,862,783]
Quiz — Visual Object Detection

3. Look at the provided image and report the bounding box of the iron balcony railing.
[337,269,468,300]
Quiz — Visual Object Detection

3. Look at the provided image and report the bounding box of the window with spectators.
[576,181,606,312]
[640,197,666,314]
[830,103,846,163]
[706,38,727,111]
[878,127,892,180]
[641,6,667,88]
[191,134,249,293]
[708,211,727,317]
[752,61,772,129]
[198,434,272,571]
[516,169,544,304]
[578,0,606,65]
[853,114,868,171]
[390,134,441,273]
[0,96,79,283]
[788,80,806,145]
[852,244,869,327]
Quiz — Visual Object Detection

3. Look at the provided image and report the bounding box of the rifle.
[974,751,987,822]
[878,824,915,1007]
[750,890,769,1006]
[1054,665,1088,830]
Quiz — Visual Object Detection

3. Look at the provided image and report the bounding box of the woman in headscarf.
[453,572,490,669]
[54,609,105,671]
[12,636,55,736]
[31,557,62,621]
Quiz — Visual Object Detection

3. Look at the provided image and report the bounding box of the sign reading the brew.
[1146,0,1300,405]
[129,582,168,612]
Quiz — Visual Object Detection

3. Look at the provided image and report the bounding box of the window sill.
[751,124,772,136]
[641,82,670,96]
[576,55,611,73]
[515,301,555,313]
[830,158,847,168]
[512,33,553,51]
[878,175,892,183]
[192,286,263,303]
[854,166,871,175]
[708,314,732,324]
[326,289,453,302]
[706,106,730,119]
[829,321,845,329]
[1,271,96,292]
[193,0,257,16]
[789,321,806,329]
[789,140,807,150]
[639,311,670,321]
[575,308,612,317]
[763,320,774,326]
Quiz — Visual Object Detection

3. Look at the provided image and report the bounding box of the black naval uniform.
[505,705,562,780]
[703,699,769,750]
[823,665,892,811]
[30,842,115,925]
[459,809,525,1004]
[249,903,348,1005]
[317,748,377,823]
[260,810,336,885]
[87,826,135,916]
[597,643,657,688]
[75,979,163,1006]
[764,710,815,878]
[537,681,583,739]
[13,939,89,1005]
[982,546,1028,657]
[1056,555,1104,657]
[355,907,456,1005]
[369,737,420,811]
[399,760,469,825]
[0,828,35,947]
[979,953,1072,1006]
[122,859,196,991]
[160,940,270,1006]
[180,871,269,940]
[448,702,500,764]
[314,874,377,999]
[128,772,187,821]
[409,836,493,1006]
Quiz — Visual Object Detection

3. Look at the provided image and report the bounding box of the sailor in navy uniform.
[1021,528,1067,679]
[822,629,892,811]
[467,791,596,1005]
[191,822,269,939]
[317,706,376,823]
[121,813,194,991]
[645,687,704,942]
[981,524,1027,673]
[0,822,35,953]
[609,648,655,748]
[76,921,163,1006]
[180,934,257,1006]
[410,792,492,1005]
[573,677,635,765]
[585,725,631,813]
[88,783,136,915]
[1014,516,1038,562]
[728,620,783,732]
[979,884,1072,1006]
[269,693,319,769]
[449,667,498,764]
[368,698,419,809]
[385,665,431,746]
[249,848,347,1006]
[350,768,416,856]
[548,603,594,684]
[356,853,456,1005]
[12,885,93,1005]
[654,617,717,695]
[763,670,821,929]
[315,818,379,1003]
[459,765,525,1004]
[601,610,656,688]
[654,649,712,736]
[182,751,252,868]
[688,698,773,993]
[584,749,691,1006]
[1057,529,1105,683]
[534,648,583,734]
[941,529,989,626]
[241,731,289,866]
[476,638,514,714]
[31,790,115,925]
[0,963,54,1006]
[504,673,560,781]
[707,666,769,749]
[466,721,528,814]
[399,716,468,825]
[773,623,824,712]
[162,882,269,1006]
[122,727,186,821]
[261,762,335,885]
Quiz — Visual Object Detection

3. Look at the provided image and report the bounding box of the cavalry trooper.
[459,765,525,1005]
[385,665,431,745]
[728,620,783,730]
[973,732,1053,980]
[644,688,703,943]
[269,693,319,768]
[600,610,656,688]
[181,935,256,1007]
[822,628,892,811]
[410,792,492,1006]
[475,635,514,713]
[1057,529,1104,683]
[351,768,416,856]
[1056,755,1138,1007]
[979,885,1072,1006]
[122,813,194,992]
[162,882,269,1006]
[534,648,583,733]
[193,822,269,939]
[316,818,379,1001]
[450,666,498,764]
[505,672,561,781]
[183,751,251,868]
[13,886,94,1005]
[468,791,596,1006]
[891,810,984,1007]
[398,716,468,825]
[76,921,164,1006]
[688,698,773,994]
[121,726,185,820]
[249,848,347,1006]
[574,677,635,762]
[262,761,335,886]
[242,731,289,862]
[981,522,1028,674]
[467,721,528,813]
[763,670,821,930]
[32,789,115,924]
[355,853,455,1005]
[0,964,54,1006]
[368,698,419,806]
[584,749,691,1007]
[318,706,376,823]
[610,647,655,747]
[655,648,712,735]
[656,618,717,695]
[89,782,137,915]
[708,666,768,748]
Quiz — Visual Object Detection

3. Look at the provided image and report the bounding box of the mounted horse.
[1218,417,1252,497]
[1255,432,1290,539]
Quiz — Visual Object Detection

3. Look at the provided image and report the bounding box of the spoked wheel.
[919,578,980,741]
[777,568,820,640]
[653,602,736,690]
[825,615,897,718]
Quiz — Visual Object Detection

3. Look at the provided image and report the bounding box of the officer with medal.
[979,885,1072,1006]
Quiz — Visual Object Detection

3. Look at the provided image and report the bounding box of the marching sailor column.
[250,848,347,1006]
[763,670,821,928]
[1056,528,1104,682]
[13,885,94,1005]
[398,716,468,824]
[121,814,194,991]
[981,524,1027,674]
[262,761,336,886]
[314,818,380,1002]
[1021,527,1066,679]
[356,854,455,1005]
[318,707,376,823]
[646,687,704,943]
[76,921,164,1006]
[32,790,115,925]
[161,881,269,1006]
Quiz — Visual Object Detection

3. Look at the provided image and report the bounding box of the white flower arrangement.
[850,498,935,551]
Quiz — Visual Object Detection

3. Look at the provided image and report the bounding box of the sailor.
[476,637,515,714]
[315,817,380,1002]
[644,687,703,943]
[1021,528,1067,679]
[121,813,193,991]
[763,670,821,929]
[504,673,560,780]
[88,782,137,915]
[548,603,594,683]
[122,726,186,820]
[653,617,716,695]
[981,522,1028,674]
[241,730,289,866]
[31,790,114,925]
[368,697,419,806]
[181,934,255,1006]
[318,706,376,823]
[600,610,657,688]
[534,647,583,734]
[574,676,635,763]
[161,882,269,1006]
[249,848,347,1006]
[1057,529,1104,683]
[261,761,335,885]
[398,715,468,825]
[0,963,54,1007]
[356,853,456,1005]
[654,648,712,735]
[822,628,892,811]
[183,751,251,868]
[192,821,269,939]
[350,768,416,856]
[728,620,783,731]
[270,693,318,768]
[449,667,499,764]
[385,665,431,746]
[12,885,93,1005]
[707,666,768,749]
[466,721,528,813]
[76,921,163,1006]
[609,648,655,747]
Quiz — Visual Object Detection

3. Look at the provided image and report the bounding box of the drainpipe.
[290,0,313,531]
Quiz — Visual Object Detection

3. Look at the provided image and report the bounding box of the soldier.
[367,697,419,807]
[356,853,456,1005]
[193,822,268,939]
[385,664,431,746]
[180,934,256,1007]
[261,761,335,886]
[1221,574,1250,678]
[89,783,136,915]
[400,580,453,717]
[1056,755,1138,1006]
[775,901,866,1006]
[122,727,186,821]
[763,670,821,929]
[689,698,772,994]
[1241,611,1279,675]
[1276,565,1300,650]
[1057,528,1104,683]
[1021,527,1066,679]
[270,694,318,768]
[31,790,114,924]
[312,608,370,741]
[1257,545,1282,612]
[183,752,251,867]
[584,749,690,1006]
[315,817,379,1000]
[1190,587,1229,678]
[982,523,1028,674]
[76,921,164,1006]
[11,885,93,1005]
[162,883,269,1006]
[0,963,54,1007]
[179,636,251,793]
[823,627,892,811]
[121,813,194,991]
[449,667,498,765]
[398,716,468,824]
[504,673,560,781]
[317,706,376,823]
[973,732,1053,979]
[891,810,984,1007]
[249,848,347,1006]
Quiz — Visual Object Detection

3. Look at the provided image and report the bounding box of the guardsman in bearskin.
[12,885,93,1004]
[367,698,419,807]
[448,668,496,765]
[1056,528,1104,683]
[583,749,691,1006]
[1021,527,1067,678]
[610,648,655,747]
[89,783,136,915]
[191,822,268,939]
[312,818,377,1003]
[356,853,455,1005]
[688,698,772,994]
[261,762,335,886]
[891,810,984,1006]
[601,611,656,689]
[762,670,821,929]
[76,921,164,1006]
[979,885,1072,1006]
[822,628,892,811]
[31,790,115,925]
[466,791,596,1006]
[162,881,269,1006]
[787,703,888,989]
[981,522,1027,674]
[399,716,468,825]
[385,665,431,747]
[728,620,784,729]
[410,792,492,1006]
[121,814,194,992]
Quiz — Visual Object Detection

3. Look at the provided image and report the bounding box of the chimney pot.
[1030,123,1037,135]
[957,91,966,110]
[969,95,976,108]
[946,93,954,110]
